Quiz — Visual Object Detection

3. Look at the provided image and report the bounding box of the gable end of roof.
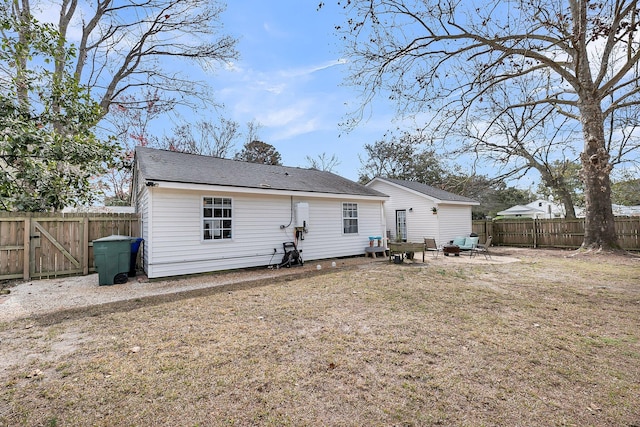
[368,177,479,204]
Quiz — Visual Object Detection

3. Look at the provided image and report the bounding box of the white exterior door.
[396,210,407,241]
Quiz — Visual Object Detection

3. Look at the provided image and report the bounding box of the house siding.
[367,180,439,242]
[135,185,150,275]
[437,204,473,244]
[367,179,474,245]
[144,188,385,278]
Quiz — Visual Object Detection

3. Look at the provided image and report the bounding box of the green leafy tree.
[234,140,282,165]
[358,132,446,184]
[611,170,640,206]
[437,173,533,219]
[0,10,116,211]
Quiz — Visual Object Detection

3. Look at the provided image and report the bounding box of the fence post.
[23,217,30,280]
[82,216,89,275]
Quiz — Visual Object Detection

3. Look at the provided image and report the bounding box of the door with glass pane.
[396,210,407,242]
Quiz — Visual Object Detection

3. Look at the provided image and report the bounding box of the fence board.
[0,217,26,279]
[473,217,640,250]
[0,212,139,281]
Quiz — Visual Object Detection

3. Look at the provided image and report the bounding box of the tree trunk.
[537,165,578,220]
[579,99,619,250]
[557,188,577,220]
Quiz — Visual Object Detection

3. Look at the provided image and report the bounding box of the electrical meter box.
[295,202,309,229]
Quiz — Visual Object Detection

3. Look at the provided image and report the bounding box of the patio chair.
[472,236,493,260]
[423,237,440,258]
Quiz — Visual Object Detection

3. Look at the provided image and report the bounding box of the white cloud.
[279,58,347,78]
[257,104,307,127]
[272,118,320,140]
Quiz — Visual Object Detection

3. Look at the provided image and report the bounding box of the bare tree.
[21,0,238,117]
[305,153,341,173]
[332,0,640,250]
[99,90,166,205]
[161,118,240,157]
[244,119,263,145]
[459,76,583,218]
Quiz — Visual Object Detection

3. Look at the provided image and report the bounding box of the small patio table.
[442,245,461,256]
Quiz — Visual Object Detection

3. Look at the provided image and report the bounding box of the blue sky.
[32,0,403,181]
[197,1,398,181]
[30,0,639,194]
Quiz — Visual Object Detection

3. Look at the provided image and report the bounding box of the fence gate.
[29,217,86,279]
[0,213,139,281]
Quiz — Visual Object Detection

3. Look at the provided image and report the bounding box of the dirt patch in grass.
[1,248,639,426]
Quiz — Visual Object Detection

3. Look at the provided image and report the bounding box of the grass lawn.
[1,248,639,426]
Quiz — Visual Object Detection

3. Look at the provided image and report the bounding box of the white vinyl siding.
[368,180,439,242]
[143,188,386,278]
[367,179,474,246]
[136,186,150,274]
[437,204,473,244]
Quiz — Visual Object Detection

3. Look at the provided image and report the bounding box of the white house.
[132,147,389,279]
[497,199,565,219]
[365,177,479,246]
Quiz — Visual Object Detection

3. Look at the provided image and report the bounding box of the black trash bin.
[93,235,133,285]
[129,237,143,277]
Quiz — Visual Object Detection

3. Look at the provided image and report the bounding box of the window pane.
[203,197,233,240]
[342,203,358,234]
[204,220,213,240]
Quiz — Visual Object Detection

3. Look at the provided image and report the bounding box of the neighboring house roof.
[612,204,640,216]
[498,199,565,218]
[497,205,546,216]
[61,205,136,214]
[135,147,387,198]
[367,177,479,204]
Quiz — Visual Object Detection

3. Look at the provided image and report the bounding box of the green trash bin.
[93,235,133,285]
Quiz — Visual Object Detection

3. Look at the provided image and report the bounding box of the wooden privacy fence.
[473,217,640,250]
[0,212,140,281]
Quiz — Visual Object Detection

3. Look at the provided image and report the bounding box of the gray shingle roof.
[376,177,479,204]
[135,147,387,198]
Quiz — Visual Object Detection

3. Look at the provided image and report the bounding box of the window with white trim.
[203,197,232,240]
[342,202,358,234]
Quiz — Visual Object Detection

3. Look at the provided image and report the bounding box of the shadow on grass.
[30,265,356,327]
